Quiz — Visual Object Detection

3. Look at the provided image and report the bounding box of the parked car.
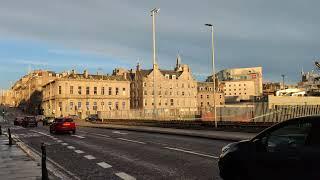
[85,114,101,122]
[50,118,76,134]
[67,115,80,121]
[43,117,55,126]
[21,116,38,127]
[35,115,46,122]
[218,116,320,180]
[14,116,24,126]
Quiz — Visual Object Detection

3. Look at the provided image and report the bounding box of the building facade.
[213,67,263,102]
[197,82,225,109]
[129,56,198,113]
[42,70,130,118]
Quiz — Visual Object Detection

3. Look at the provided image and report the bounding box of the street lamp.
[281,74,285,90]
[151,8,160,119]
[205,23,217,128]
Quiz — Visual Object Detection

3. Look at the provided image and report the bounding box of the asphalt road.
[5,118,230,180]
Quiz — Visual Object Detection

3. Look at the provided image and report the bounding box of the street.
[6,120,228,180]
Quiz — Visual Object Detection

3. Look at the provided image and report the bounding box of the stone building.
[197,82,225,109]
[128,56,198,113]
[41,70,130,118]
[10,70,58,114]
[209,67,263,102]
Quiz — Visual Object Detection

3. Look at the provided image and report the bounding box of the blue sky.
[0,0,319,88]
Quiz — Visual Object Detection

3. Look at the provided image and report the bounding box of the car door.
[252,120,311,180]
[301,120,320,179]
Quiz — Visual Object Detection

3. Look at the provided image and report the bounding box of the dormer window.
[172,75,176,79]
[165,74,169,79]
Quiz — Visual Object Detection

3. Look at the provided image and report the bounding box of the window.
[207,102,210,105]
[109,87,112,95]
[201,102,203,107]
[108,102,112,106]
[201,95,203,99]
[101,87,105,95]
[70,86,74,94]
[93,102,97,110]
[165,74,169,79]
[244,84,246,86]
[115,102,119,110]
[170,99,174,106]
[58,102,62,111]
[182,92,185,96]
[78,102,82,109]
[101,102,104,106]
[116,88,119,95]
[264,122,311,152]
[78,86,82,95]
[144,90,147,95]
[122,102,126,109]
[94,87,97,95]
[86,87,90,95]
[123,88,126,95]
[59,86,62,94]
[182,83,184,88]
[86,102,90,110]
[143,82,146,87]
[70,102,74,110]
[207,95,209,98]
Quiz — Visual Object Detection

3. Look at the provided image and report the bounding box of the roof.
[61,73,127,81]
[139,69,183,78]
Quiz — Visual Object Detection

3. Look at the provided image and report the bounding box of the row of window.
[57,101,126,111]
[58,86,126,96]
[228,84,247,87]
[143,82,195,89]
[224,88,247,91]
[143,99,195,107]
[143,90,195,96]
[225,92,247,96]
[200,94,223,99]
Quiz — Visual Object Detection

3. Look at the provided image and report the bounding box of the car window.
[305,122,320,147]
[266,122,312,152]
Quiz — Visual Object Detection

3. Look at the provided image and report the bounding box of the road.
[3,117,229,179]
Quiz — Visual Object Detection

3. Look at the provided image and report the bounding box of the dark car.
[43,117,55,126]
[218,116,320,180]
[14,116,24,126]
[50,118,76,134]
[21,116,38,127]
[85,114,101,122]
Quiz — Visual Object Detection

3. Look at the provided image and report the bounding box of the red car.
[49,118,76,134]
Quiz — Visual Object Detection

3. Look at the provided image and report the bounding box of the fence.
[97,103,320,123]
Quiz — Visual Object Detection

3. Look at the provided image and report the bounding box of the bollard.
[0,125,2,135]
[8,128,12,146]
[41,143,49,180]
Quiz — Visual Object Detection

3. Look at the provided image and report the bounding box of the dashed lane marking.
[77,130,110,138]
[74,150,84,154]
[115,172,136,180]
[67,146,75,149]
[112,131,128,135]
[71,135,85,139]
[164,147,219,159]
[61,143,68,146]
[84,155,96,160]
[57,140,63,143]
[97,162,112,169]
[117,138,146,145]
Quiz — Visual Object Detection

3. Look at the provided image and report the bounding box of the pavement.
[76,121,256,141]
[0,132,41,180]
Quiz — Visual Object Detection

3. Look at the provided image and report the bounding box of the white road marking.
[61,143,68,146]
[67,146,75,149]
[115,172,136,180]
[112,131,128,135]
[84,155,96,160]
[117,138,146,144]
[71,135,85,139]
[30,130,51,137]
[74,150,84,154]
[57,140,63,143]
[90,133,110,138]
[164,147,219,159]
[97,162,112,169]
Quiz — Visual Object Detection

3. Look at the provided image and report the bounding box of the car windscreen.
[54,118,73,122]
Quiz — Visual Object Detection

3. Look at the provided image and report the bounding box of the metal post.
[41,143,48,180]
[8,128,12,146]
[0,125,2,135]
[151,8,159,120]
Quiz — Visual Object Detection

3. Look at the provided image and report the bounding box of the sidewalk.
[77,121,256,141]
[0,135,41,180]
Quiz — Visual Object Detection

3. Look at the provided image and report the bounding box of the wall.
[268,95,320,108]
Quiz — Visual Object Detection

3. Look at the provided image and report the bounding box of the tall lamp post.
[205,23,217,128]
[281,74,285,90]
[151,8,160,119]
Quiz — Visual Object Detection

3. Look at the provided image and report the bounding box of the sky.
[0,0,319,89]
